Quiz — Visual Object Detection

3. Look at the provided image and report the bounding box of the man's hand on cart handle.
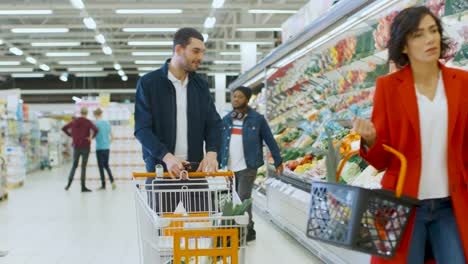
[197,152,218,173]
[163,153,185,178]
[276,164,284,176]
[353,117,376,148]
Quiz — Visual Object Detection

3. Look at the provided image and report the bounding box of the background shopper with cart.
[93,108,116,190]
[134,27,221,213]
[354,6,468,264]
[62,107,98,192]
[219,86,283,242]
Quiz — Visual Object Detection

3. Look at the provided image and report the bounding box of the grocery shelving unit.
[231,0,467,263]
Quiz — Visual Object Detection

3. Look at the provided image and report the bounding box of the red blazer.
[360,63,468,264]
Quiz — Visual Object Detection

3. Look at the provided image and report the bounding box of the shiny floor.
[0,165,322,264]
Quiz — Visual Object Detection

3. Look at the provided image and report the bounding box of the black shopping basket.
[306,144,419,258]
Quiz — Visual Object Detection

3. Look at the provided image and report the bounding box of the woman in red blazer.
[354,6,468,264]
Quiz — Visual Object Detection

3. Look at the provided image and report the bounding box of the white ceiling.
[0,0,307,79]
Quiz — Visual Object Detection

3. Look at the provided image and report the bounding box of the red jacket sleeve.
[360,77,392,171]
[62,121,72,137]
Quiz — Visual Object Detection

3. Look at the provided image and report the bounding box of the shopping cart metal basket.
[133,170,249,264]
[306,144,419,258]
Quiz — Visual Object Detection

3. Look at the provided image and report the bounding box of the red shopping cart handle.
[132,171,235,178]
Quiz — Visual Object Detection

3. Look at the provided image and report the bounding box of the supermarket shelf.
[269,167,311,192]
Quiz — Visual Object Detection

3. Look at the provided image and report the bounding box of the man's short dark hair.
[388,6,449,68]
[173,28,204,51]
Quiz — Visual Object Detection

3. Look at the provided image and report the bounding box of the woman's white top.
[415,72,450,200]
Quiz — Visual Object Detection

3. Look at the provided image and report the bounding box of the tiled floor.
[0,166,322,264]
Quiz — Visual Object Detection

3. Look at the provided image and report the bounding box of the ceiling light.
[12,73,45,78]
[117,70,125,76]
[0,39,3,45]
[212,0,225,8]
[226,41,273,45]
[70,0,85,9]
[0,61,20,66]
[72,96,82,102]
[9,47,23,56]
[39,64,50,71]
[57,61,97,65]
[46,52,90,57]
[127,41,173,46]
[115,9,182,14]
[25,57,37,64]
[113,63,122,70]
[132,51,172,56]
[202,34,209,42]
[213,60,241,64]
[83,17,97,29]
[134,60,165,64]
[0,68,33,72]
[121,75,128,81]
[11,28,69,33]
[75,73,108,77]
[102,46,112,55]
[31,42,80,47]
[204,17,216,28]
[95,34,106,44]
[236,28,282,32]
[59,73,68,82]
[248,9,297,14]
[138,67,157,71]
[0,10,53,15]
[122,28,178,33]
[68,67,103,72]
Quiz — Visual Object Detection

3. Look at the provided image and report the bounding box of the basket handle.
[336,144,407,198]
[133,171,234,178]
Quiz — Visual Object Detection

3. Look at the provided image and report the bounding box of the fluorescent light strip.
[83,17,97,29]
[226,41,273,45]
[127,41,173,46]
[236,28,282,32]
[95,34,106,44]
[68,67,103,72]
[118,70,125,76]
[57,61,97,65]
[213,60,241,64]
[138,67,158,71]
[204,17,216,28]
[102,46,113,55]
[202,33,209,42]
[26,57,37,64]
[0,10,53,15]
[70,0,85,10]
[46,52,90,57]
[0,61,21,66]
[132,51,172,56]
[11,28,69,33]
[39,64,50,71]
[31,42,80,47]
[121,76,128,81]
[113,63,122,70]
[12,73,45,78]
[212,0,225,8]
[134,60,166,64]
[115,9,182,14]
[0,68,33,72]
[122,28,178,33]
[248,9,297,14]
[75,73,108,77]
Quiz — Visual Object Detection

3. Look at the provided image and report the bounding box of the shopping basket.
[133,170,249,264]
[306,144,419,258]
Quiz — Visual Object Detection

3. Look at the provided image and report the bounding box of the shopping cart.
[306,144,419,259]
[133,170,249,264]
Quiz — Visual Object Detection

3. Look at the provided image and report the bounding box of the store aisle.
[0,166,322,264]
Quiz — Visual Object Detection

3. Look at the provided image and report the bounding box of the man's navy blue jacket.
[134,61,222,171]
[219,108,283,170]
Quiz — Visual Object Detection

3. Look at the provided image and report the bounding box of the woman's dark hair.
[173,27,204,51]
[388,6,449,68]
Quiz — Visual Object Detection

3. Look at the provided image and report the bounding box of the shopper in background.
[93,108,116,190]
[219,86,283,242]
[62,107,98,192]
[353,6,467,264]
[134,27,221,211]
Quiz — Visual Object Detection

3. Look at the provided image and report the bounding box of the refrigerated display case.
[232,0,467,263]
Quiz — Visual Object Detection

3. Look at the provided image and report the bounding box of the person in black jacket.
[134,28,221,213]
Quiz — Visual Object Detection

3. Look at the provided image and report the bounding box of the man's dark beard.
[233,102,248,111]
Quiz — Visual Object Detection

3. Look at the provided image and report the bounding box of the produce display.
[254,0,467,193]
